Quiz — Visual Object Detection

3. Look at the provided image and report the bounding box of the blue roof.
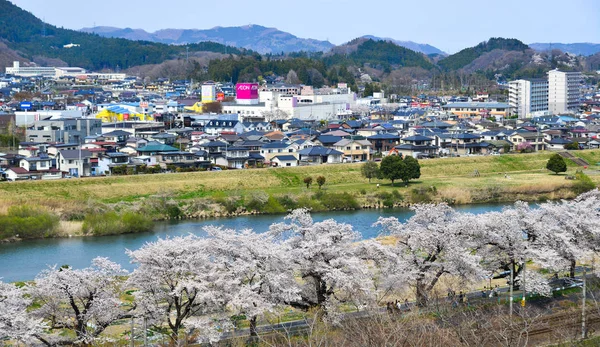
[272,155,297,161]
[317,135,342,144]
[402,135,434,142]
[367,133,400,140]
[261,142,291,149]
[298,146,343,156]
[420,121,452,128]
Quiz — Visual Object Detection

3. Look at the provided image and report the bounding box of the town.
[0,60,598,181]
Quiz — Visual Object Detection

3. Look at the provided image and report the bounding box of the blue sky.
[10,0,600,53]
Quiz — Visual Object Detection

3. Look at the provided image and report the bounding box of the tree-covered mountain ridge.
[0,0,250,71]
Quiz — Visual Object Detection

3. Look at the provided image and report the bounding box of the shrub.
[296,195,325,211]
[261,196,286,214]
[315,192,360,210]
[410,188,432,203]
[564,142,579,150]
[303,176,313,189]
[82,211,153,236]
[245,191,269,211]
[316,175,326,189]
[0,205,59,240]
[573,172,596,194]
[276,194,298,210]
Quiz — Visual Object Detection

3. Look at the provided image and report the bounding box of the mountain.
[438,38,530,71]
[0,0,247,71]
[360,35,445,55]
[529,43,600,56]
[325,38,435,70]
[80,25,335,54]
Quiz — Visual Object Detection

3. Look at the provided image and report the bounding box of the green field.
[0,150,598,239]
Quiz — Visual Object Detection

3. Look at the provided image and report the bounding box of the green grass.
[0,150,597,223]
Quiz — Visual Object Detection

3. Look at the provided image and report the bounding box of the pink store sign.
[236,83,259,99]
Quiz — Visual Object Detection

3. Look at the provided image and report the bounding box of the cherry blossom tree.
[0,281,45,345]
[376,203,483,306]
[269,209,375,319]
[537,190,600,277]
[203,226,300,337]
[472,202,561,295]
[27,257,131,346]
[127,235,233,344]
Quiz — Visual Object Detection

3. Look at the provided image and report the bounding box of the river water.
[0,204,507,282]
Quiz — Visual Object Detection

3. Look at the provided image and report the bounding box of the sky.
[9,0,600,53]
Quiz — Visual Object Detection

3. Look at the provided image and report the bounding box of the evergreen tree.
[546,154,567,175]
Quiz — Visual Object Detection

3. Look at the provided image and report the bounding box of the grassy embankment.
[0,150,599,240]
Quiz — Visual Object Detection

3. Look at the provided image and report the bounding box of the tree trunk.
[249,315,258,337]
[570,259,576,278]
[391,179,395,187]
[316,278,327,306]
[416,278,428,307]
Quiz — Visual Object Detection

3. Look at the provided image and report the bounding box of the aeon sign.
[236,83,259,100]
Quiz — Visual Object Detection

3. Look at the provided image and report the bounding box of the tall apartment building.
[508,78,548,118]
[548,70,583,114]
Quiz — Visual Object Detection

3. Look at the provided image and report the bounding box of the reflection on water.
[0,204,506,282]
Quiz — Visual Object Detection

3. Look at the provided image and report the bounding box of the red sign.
[236,83,259,100]
[217,92,225,101]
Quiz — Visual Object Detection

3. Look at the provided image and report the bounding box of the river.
[0,204,507,283]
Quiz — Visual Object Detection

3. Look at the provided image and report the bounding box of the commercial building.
[442,102,511,119]
[221,85,355,121]
[508,79,548,118]
[26,118,102,143]
[548,70,583,114]
[5,61,56,77]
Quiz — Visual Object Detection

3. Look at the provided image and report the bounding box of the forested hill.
[0,0,248,71]
[325,39,435,70]
[438,38,530,71]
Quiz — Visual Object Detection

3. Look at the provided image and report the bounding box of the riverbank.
[1,150,599,240]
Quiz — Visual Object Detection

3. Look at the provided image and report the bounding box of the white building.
[6,61,56,77]
[221,87,355,121]
[548,70,583,115]
[508,78,548,118]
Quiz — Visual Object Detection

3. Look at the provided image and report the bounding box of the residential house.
[333,138,372,162]
[97,152,131,175]
[5,166,62,181]
[272,155,298,167]
[367,133,400,153]
[47,143,79,158]
[298,146,343,164]
[151,132,177,145]
[19,156,52,172]
[156,151,208,170]
[204,119,245,135]
[136,141,179,156]
[448,133,492,155]
[394,135,439,158]
[102,130,131,144]
[56,149,96,177]
[509,132,546,151]
[314,135,343,148]
[212,146,264,169]
[546,137,573,150]
[260,142,298,162]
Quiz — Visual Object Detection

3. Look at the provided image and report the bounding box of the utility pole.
[143,316,148,347]
[522,260,526,308]
[130,317,135,347]
[582,266,587,339]
[509,262,514,320]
